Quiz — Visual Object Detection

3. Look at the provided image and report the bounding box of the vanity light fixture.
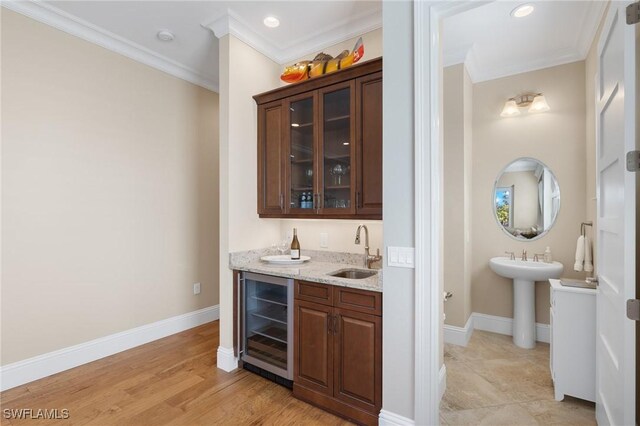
[511,4,534,18]
[263,16,280,28]
[500,93,550,117]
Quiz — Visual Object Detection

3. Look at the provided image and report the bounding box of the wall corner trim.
[216,346,238,372]
[1,0,219,92]
[0,305,220,392]
[443,314,475,347]
[379,409,416,426]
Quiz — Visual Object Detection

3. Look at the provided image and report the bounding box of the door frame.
[413,1,488,424]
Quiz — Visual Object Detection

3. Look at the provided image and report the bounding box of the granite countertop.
[229,249,382,292]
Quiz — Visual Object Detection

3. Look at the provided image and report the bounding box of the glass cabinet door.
[319,82,356,214]
[287,94,317,213]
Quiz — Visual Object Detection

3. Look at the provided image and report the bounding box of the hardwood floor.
[441,330,596,425]
[0,322,352,425]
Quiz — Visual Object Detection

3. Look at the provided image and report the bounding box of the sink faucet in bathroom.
[355,224,382,269]
[521,250,528,261]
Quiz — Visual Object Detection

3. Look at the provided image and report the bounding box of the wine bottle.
[290,228,301,259]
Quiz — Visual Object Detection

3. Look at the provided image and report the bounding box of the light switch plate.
[193,282,201,295]
[320,232,329,248]
[387,246,415,268]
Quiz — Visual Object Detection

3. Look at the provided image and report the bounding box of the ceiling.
[4,1,605,90]
[443,1,606,82]
[4,0,381,92]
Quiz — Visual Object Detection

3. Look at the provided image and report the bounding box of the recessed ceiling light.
[263,16,280,28]
[157,30,174,42]
[511,4,534,18]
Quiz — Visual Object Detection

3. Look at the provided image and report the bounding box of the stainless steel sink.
[329,269,377,279]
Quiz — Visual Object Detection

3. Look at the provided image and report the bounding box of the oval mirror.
[493,158,560,241]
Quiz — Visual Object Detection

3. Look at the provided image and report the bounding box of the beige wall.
[279,28,383,254]
[443,64,473,328]
[471,61,588,325]
[1,10,219,365]
[498,171,540,229]
[217,35,282,351]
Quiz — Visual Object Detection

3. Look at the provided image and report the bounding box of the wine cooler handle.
[238,274,245,356]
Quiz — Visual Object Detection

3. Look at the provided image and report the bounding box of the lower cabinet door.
[294,300,333,396]
[333,308,382,413]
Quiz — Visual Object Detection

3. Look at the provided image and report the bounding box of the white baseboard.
[443,314,474,347]
[472,312,550,344]
[0,305,219,391]
[438,364,447,402]
[379,409,415,426]
[216,346,238,372]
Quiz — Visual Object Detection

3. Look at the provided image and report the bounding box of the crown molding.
[471,47,583,83]
[576,0,607,58]
[2,0,219,92]
[205,9,282,65]
[443,43,473,68]
[203,7,381,65]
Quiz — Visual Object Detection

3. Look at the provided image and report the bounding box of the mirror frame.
[492,157,561,242]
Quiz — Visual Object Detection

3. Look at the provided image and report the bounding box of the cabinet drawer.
[334,287,382,316]
[295,281,333,305]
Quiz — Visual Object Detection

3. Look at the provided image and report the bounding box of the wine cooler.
[240,272,293,381]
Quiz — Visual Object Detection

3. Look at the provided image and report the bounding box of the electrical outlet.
[193,282,201,295]
[320,232,329,248]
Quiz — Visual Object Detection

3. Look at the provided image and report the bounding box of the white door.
[595,1,636,425]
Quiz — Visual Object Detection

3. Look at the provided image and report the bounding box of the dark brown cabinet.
[293,281,382,426]
[254,58,382,220]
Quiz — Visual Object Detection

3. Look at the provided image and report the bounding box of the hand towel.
[574,235,585,271]
[584,235,594,272]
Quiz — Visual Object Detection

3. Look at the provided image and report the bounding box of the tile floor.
[440,331,596,425]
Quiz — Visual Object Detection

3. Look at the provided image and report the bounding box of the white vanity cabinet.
[549,279,596,402]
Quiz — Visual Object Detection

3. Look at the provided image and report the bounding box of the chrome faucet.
[355,224,382,269]
[521,250,528,261]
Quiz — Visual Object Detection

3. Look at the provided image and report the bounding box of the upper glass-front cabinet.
[255,57,382,220]
[287,94,316,213]
[319,82,356,215]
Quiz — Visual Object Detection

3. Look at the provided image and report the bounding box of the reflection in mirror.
[493,158,560,241]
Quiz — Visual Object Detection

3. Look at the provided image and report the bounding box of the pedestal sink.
[489,257,564,349]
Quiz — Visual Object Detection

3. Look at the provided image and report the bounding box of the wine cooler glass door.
[242,273,293,379]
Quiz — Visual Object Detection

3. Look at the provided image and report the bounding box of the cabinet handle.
[313,193,317,211]
[279,193,284,211]
[327,315,333,334]
[356,192,360,208]
[333,315,339,335]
